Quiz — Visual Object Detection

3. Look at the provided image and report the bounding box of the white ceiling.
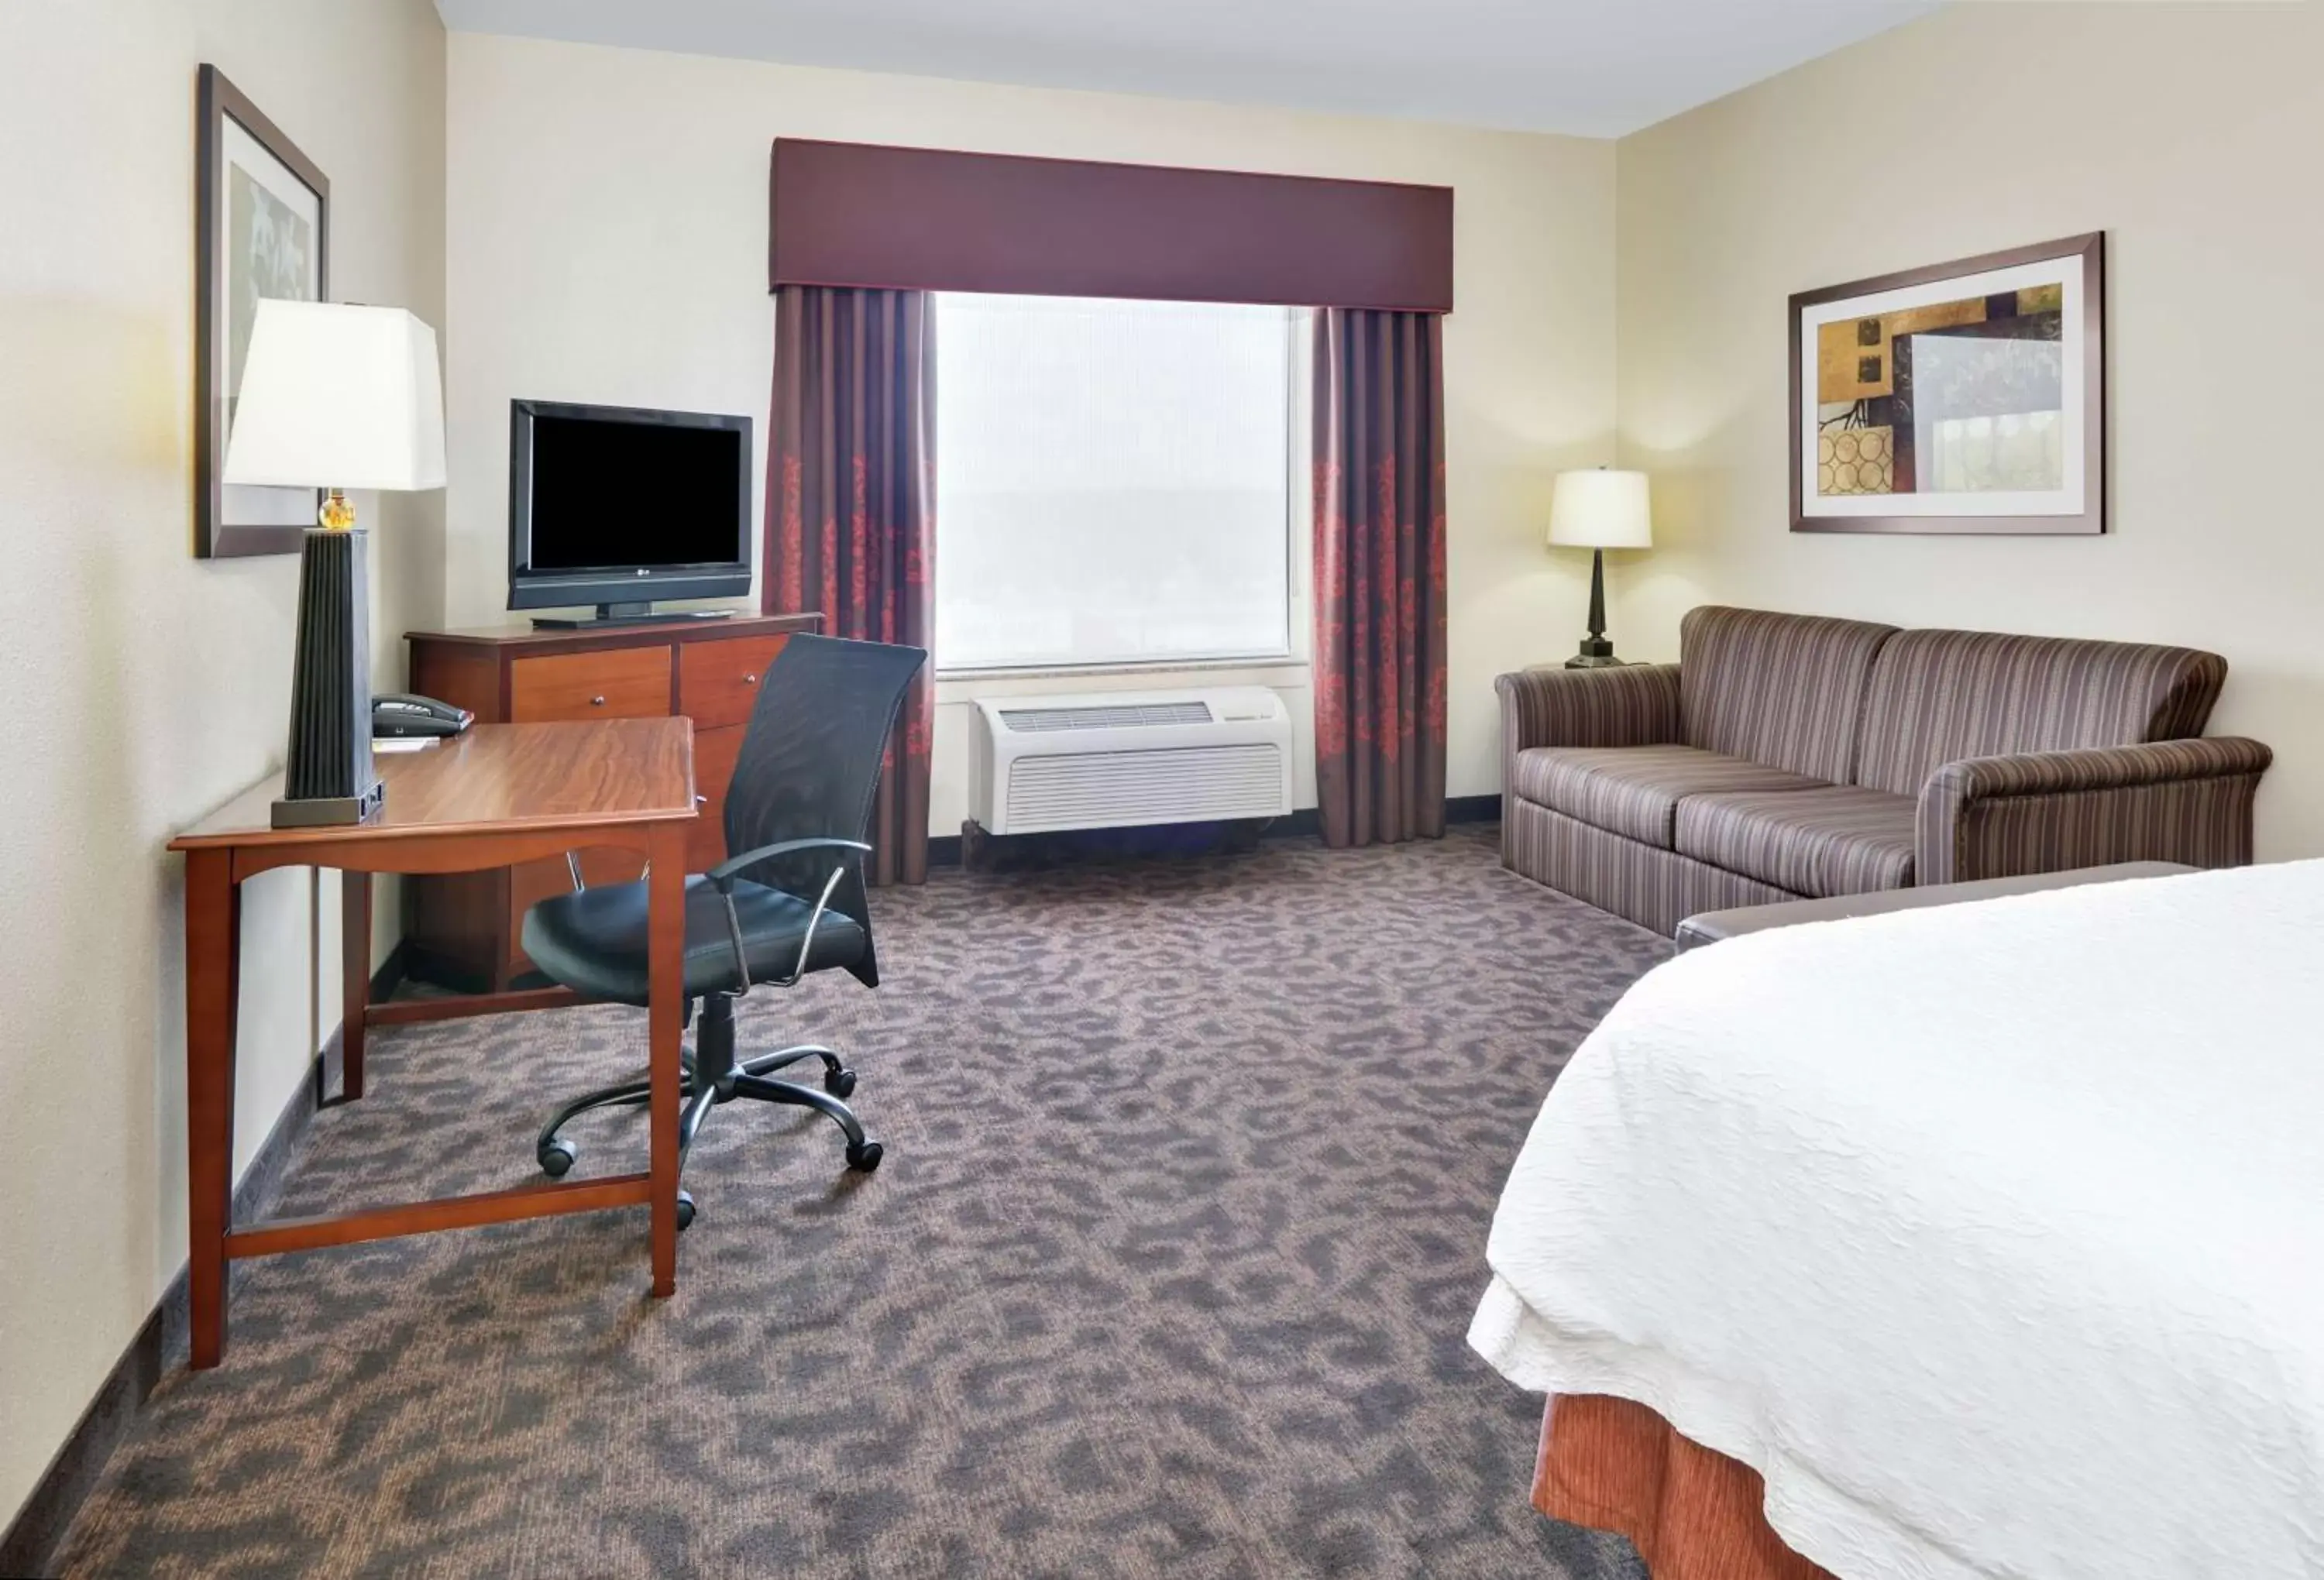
[432,0,1937,139]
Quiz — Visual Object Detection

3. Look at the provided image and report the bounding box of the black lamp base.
[272,527,384,830]
[272,781,385,829]
[1563,549,1626,669]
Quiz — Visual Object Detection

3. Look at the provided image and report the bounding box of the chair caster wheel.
[676,1190,696,1231]
[538,1138,577,1178]
[845,1140,883,1173]
[825,1066,857,1099]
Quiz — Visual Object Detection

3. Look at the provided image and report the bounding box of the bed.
[1469,860,2324,1578]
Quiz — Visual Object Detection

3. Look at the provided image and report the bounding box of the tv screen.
[528,412,743,568]
[508,401,752,616]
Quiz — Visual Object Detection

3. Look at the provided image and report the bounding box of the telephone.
[373,692,475,739]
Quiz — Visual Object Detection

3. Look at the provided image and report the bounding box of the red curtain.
[1312,308,1449,847]
[765,285,935,884]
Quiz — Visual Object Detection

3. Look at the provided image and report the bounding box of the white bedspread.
[1470,860,2324,1579]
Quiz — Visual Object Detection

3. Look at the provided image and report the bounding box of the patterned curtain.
[1312,308,1449,847]
[766,285,935,884]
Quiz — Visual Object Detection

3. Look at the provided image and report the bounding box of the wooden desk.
[404,613,820,990]
[167,719,697,1369]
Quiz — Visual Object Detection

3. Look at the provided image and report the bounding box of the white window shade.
[934,294,1294,673]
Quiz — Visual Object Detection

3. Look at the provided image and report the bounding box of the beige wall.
[443,33,1618,825]
[22,0,2316,1534]
[0,0,445,1531]
[1612,2,2324,859]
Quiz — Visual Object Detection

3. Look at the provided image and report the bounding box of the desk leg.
[645,826,686,1298]
[184,849,240,1369]
[339,870,371,1102]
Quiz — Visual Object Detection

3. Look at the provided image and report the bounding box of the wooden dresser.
[403,613,821,990]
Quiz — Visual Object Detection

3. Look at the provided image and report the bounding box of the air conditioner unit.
[969,688,1294,836]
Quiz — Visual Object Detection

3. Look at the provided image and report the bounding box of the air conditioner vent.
[1007,746,1285,831]
[999,701,1212,733]
[971,687,1292,836]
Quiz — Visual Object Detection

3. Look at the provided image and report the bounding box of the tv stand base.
[529,603,737,630]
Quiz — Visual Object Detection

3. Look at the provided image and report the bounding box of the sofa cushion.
[1679,606,1899,784]
[1853,629,2228,796]
[1675,785,1917,898]
[1512,744,1831,849]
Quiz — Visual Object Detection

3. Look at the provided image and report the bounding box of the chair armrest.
[704,836,872,892]
[703,837,871,994]
[1497,664,1681,818]
[1494,664,1681,756]
[1924,737,2273,801]
[1917,737,2272,884]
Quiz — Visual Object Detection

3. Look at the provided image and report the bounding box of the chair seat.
[521,875,868,1005]
[1675,785,1917,898]
[1511,744,1831,849]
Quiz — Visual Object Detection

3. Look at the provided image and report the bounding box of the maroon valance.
[769,139,1453,313]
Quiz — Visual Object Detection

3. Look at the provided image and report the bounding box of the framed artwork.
[195,64,329,558]
[1789,232,2104,535]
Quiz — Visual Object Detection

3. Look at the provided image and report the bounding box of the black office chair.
[521,633,926,1228]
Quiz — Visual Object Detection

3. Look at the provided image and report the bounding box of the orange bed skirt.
[1533,1395,1838,1580]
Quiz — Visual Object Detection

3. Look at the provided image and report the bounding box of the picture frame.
[195,64,329,558]
[1789,232,2104,535]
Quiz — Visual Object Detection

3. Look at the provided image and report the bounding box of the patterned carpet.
[57,826,1669,1578]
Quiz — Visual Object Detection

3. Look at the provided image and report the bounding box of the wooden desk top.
[170,719,697,853]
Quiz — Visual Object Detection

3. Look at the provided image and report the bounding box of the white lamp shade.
[1548,468,1652,550]
[223,301,446,493]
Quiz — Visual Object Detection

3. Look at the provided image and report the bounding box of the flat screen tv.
[507,400,752,626]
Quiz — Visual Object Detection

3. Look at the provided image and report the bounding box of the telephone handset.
[373,693,476,738]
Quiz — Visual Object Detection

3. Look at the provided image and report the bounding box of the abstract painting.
[196,65,328,558]
[1789,234,2104,534]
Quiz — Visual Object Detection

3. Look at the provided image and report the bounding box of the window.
[933,293,1297,673]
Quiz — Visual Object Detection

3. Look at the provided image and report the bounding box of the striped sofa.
[1497,606,2272,936]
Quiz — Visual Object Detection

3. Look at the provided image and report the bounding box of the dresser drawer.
[687,724,746,871]
[677,636,790,730]
[510,646,672,723]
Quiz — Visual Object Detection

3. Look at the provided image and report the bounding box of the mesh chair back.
[722,634,925,911]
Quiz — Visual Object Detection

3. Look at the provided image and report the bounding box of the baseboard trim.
[0,943,407,1579]
[1253,795,1502,840]
[398,939,492,997]
[1446,793,1504,825]
[923,796,1499,871]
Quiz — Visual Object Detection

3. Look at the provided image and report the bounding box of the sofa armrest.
[1917,737,2273,885]
[1496,664,1681,756]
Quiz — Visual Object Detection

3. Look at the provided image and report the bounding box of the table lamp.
[1547,467,1652,668]
[224,301,446,826]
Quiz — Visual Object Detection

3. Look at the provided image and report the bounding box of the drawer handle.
[590,695,607,707]
[743,673,758,685]
[695,794,709,805]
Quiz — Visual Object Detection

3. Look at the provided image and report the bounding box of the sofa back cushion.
[1852,629,2228,795]
[1679,606,1899,782]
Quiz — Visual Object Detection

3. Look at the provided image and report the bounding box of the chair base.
[534,994,881,1229]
